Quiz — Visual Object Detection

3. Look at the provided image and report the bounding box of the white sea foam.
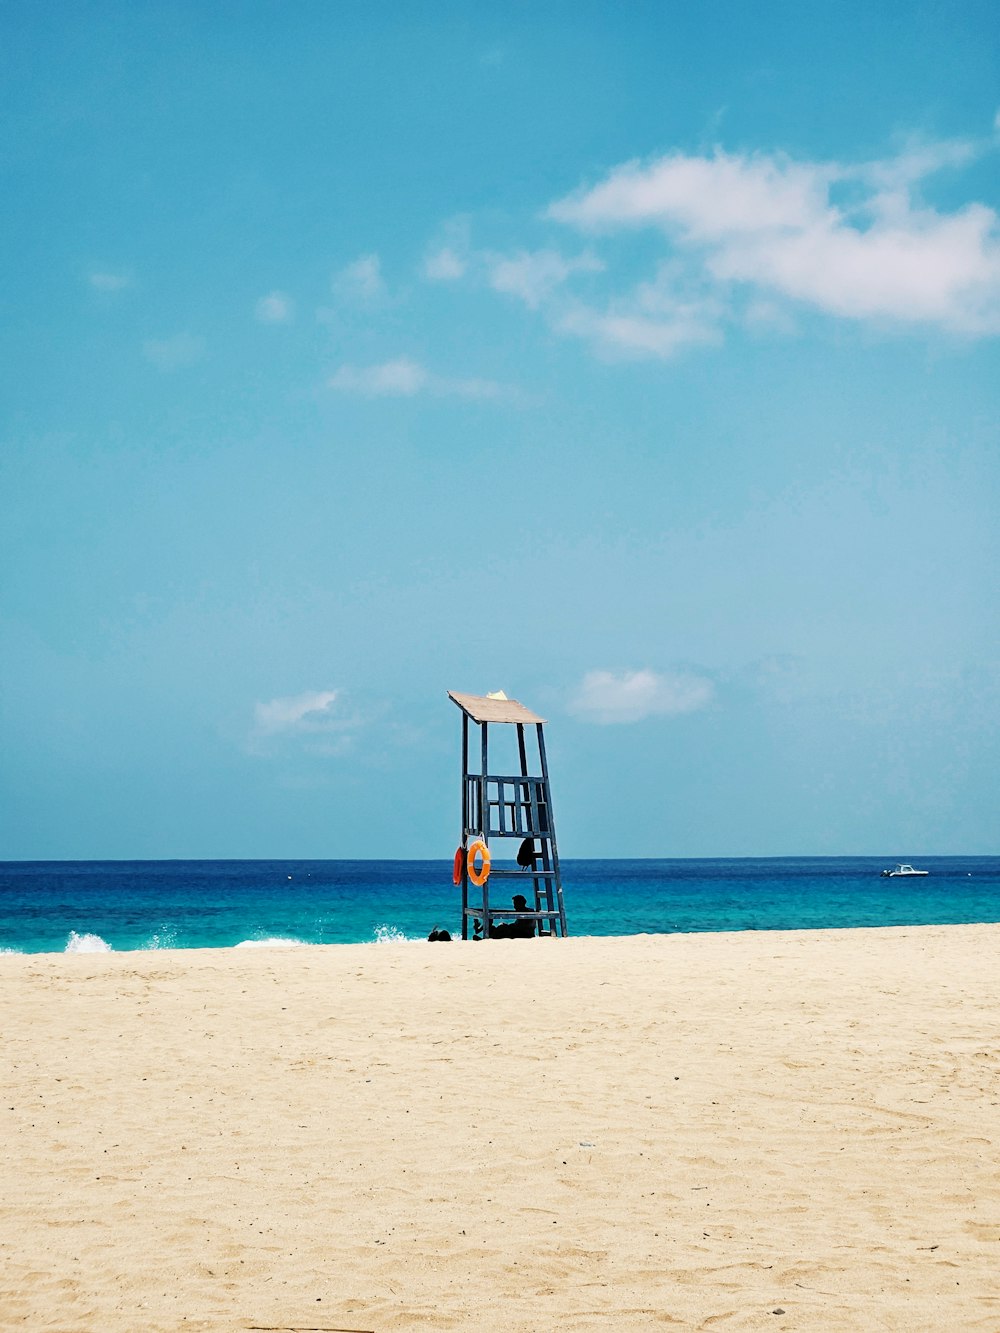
[233,936,308,949]
[1,946,23,955]
[141,928,179,950]
[65,931,112,953]
[373,923,410,943]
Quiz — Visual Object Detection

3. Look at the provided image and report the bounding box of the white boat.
[880,863,928,877]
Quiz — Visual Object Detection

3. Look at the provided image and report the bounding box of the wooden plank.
[448,691,546,725]
[463,908,557,919]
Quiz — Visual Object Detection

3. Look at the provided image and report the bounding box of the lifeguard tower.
[449,690,568,940]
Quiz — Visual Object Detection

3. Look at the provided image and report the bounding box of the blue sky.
[2,1,998,859]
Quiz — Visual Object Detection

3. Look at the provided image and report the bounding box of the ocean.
[1,856,998,954]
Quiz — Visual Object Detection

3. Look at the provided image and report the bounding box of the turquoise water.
[1,857,998,954]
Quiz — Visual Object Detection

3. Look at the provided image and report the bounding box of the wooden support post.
[461,712,469,940]
[479,721,490,933]
[537,722,568,936]
[516,724,539,916]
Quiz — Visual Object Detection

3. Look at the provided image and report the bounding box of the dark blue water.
[1,857,998,954]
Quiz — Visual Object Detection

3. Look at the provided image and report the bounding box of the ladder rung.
[480,868,556,878]
[463,908,559,919]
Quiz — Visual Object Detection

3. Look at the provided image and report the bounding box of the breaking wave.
[65,931,112,953]
[141,928,179,950]
[373,923,410,943]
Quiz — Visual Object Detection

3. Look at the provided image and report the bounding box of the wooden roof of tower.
[447,691,547,725]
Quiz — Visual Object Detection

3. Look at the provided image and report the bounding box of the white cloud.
[707,200,1000,330]
[88,269,130,292]
[488,248,604,309]
[422,217,473,282]
[437,374,504,400]
[551,253,724,358]
[253,690,340,735]
[251,689,359,755]
[142,332,206,371]
[557,307,719,359]
[556,264,723,359]
[328,357,503,399]
[569,669,715,724]
[329,358,427,396]
[547,138,1000,337]
[863,136,977,196]
[743,296,797,334]
[334,253,387,302]
[550,151,831,237]
[255,291,294,323]
[424,247,467,281]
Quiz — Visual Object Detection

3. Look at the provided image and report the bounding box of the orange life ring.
[466,839,491,887]
[452,847,464,886]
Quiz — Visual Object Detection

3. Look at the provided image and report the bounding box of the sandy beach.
[2,925,998,1331]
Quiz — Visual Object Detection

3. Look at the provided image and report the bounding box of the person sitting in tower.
[509,893,536,938]
[488,893,535,939]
